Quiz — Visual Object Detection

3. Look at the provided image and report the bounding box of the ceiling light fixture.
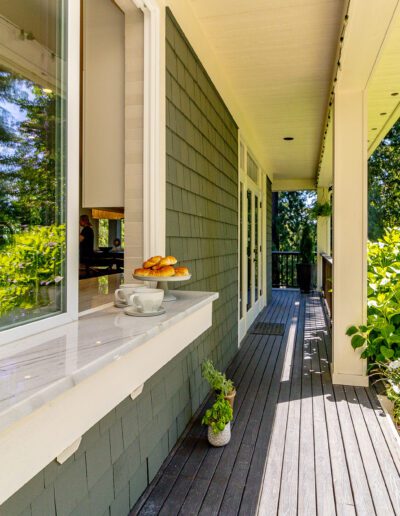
[283,137,294,141]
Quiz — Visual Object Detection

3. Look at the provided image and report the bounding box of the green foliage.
[201,359,234,396]
[368,119,400,240]
[299,225,314,264]
[0,225,65,315]
[309,201,332,218]
[387,387,400,425]
[346,228,400,363]
[274,191,317,252]
[201,394,233,434]
[371,360,400,390]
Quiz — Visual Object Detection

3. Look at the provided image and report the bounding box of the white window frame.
[1,0,164,345]
[0,0,80,346]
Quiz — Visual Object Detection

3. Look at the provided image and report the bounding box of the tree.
[368,119,400,240]
[0,69,64,227]
[273,190,317,251]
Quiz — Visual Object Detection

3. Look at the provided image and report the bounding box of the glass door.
[246,186,262,329]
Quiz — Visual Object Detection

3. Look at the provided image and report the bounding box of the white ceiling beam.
[272,179,316,192]
[337,0,400,92]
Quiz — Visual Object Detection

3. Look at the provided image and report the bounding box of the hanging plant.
[310,201,332,218]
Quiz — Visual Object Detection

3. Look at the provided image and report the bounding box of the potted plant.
[202,394,233,446]
[296,224,314,293]
[202,360,236,408]
[310,201,332,218]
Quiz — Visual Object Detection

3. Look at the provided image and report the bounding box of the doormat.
[250,322,285,336]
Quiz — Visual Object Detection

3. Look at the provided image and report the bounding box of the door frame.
[238,137,267,343]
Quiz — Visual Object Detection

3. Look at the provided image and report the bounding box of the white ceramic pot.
[207,422,231,447]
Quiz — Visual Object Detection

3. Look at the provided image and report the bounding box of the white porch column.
[332,90,368,387]
[316,187,331,289]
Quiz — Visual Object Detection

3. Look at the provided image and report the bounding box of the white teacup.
[115,284,149,305]
[129,288,164,313]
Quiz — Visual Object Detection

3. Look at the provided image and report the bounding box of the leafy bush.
[347,227,400,362]
[201,394,233,434]
[201,360,234,396]
[0,225,65,315]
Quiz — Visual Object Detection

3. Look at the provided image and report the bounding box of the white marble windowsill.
[0,291,218,504]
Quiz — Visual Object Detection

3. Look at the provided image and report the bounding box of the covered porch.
[132,290,400,515]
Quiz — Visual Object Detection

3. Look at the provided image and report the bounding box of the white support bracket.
[130,383,144,401]
[56,437,82,464]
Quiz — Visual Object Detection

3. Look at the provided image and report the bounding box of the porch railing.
[272,251,301,288]
[321,252,333,317]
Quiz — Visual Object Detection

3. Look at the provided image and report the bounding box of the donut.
[143,256,162,269]
[153,265,175,278]
[174,266,189,277]
[134,268,150,277]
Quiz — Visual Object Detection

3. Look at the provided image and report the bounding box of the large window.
[0,1,67,331]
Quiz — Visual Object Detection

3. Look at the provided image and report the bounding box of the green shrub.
[0,225,65,315]
[201,394,233,434]
[347,227,400,363]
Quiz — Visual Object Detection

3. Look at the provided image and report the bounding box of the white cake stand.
[132,274,192,301]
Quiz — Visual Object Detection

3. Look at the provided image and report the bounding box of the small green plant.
[201,394,233,434]
[387,388,400,426]
[370,361,400,426]
[202,360,234,396]
[346,227,400,363]
[370,360,400,389]
[310,201,332,218]
[299,224,314,264]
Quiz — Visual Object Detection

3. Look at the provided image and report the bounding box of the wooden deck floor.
[132,290,400,516]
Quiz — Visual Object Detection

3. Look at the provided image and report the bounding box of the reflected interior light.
[24,375,31,379]
[42,88,52,94]
[96,340,101,345]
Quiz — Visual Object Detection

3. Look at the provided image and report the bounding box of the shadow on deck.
[131,290,400,516]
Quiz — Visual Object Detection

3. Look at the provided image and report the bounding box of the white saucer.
[114,301,128,308]
[123,306,166,317]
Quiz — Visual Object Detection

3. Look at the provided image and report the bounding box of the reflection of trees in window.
[0,69,65,227]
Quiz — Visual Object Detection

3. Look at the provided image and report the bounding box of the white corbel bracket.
[130,384,144,400]
[56,437,82,464]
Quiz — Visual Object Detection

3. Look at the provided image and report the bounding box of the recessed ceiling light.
[380,112,387,115]
[391,92,399,96]
[283,137,294,141]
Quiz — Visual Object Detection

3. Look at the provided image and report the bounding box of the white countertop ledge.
[0,291,218,504]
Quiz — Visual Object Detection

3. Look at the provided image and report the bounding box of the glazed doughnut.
[174,266,189,277]
[151,265,175,277]
[143,256,162,269]
[152,256,178,269]
[134,267,150,277]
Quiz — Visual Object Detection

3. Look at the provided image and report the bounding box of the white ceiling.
[367,11,400,156]
[190,0,346,180]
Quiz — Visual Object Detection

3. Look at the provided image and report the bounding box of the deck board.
[131,291,400,516]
